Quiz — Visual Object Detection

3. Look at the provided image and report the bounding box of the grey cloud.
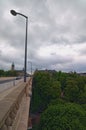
[30,53,73,67]
[75,35,86,44]
[0,52,24,70]
[78,48,86,56]
[50,36,70,45]
[0,50,2,55]
[67,62,86,73]
[50,53,56,56]
[0,0,86,72]
[30,54,74,71]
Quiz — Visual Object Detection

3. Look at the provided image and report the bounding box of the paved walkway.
[0,77,15,81]
[0,79,23,92]
[0,81,24,101]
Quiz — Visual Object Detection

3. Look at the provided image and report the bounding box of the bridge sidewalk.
[0,81,24,101]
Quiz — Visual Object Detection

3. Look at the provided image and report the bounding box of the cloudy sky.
[0,0,86,73]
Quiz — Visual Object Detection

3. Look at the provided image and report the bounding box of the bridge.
[0,77,32,130]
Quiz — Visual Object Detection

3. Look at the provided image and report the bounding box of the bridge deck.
[0,81,24,101]
[0,77,32,130]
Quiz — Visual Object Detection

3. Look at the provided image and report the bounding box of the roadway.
[0,78,15,84]
[0,77,23,93]
[0,77,30,98]
[0,81,24,101]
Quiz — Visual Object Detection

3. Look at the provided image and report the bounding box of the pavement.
[0,77,15,81]
[0,81,24,101]
[0,77,30,101]
[0,78,23,92]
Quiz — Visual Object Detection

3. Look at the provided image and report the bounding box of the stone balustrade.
[0,78,32,130]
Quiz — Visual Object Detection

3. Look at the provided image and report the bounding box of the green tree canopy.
[38,103,86,130]
[64,79,79,102]
[31,71,61,113]
[0,69,5,77]
[64,77,86,103]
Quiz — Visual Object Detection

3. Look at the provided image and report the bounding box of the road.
[0,78,15,84]
[0,81,24,101]
[0,77,15,81]
[0,77,23,93]
[0,77,30,101]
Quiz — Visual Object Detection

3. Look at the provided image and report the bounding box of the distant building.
[11,62,15,71]
[78,73,86,76]
[16,70,24,76]
[10,63,30,76]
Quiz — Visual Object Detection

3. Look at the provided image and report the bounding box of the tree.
[49,98,66,106]
[78,84,86,104]
[64,77,86,104]
[64,79,79,102]
[0,69,4,77]
[5,70,17,76]
[38,103,86,130]
[31,71,61,113]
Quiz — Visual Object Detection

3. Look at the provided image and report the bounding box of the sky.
[0,0,86,73]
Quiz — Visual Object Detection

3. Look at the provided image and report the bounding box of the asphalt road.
[0,77,23,93]
[0,78,16,84]
[0,80,24,101]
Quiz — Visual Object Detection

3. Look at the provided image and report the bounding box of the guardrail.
[0,78,32,130]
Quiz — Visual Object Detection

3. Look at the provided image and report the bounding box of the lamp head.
[10,10,17,16]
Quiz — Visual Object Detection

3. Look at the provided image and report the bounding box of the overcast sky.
[0,0,86,73]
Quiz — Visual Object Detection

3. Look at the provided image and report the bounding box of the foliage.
[38,103,86,130]
[64,77,86,103]
[81,104,86,111]
[31,70,86,113]
[31,70,86,129]
[5,70,17,76]
[0,69,17,77]
[0,69,5,76]
[49,98,67,106]
[31,71,61,113]
[64,79,79,102]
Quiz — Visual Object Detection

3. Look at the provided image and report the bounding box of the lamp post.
[10,10,28,82]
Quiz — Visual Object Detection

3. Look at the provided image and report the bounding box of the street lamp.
[10,10,28,82]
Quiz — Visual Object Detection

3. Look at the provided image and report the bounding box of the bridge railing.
[0,78,32,130]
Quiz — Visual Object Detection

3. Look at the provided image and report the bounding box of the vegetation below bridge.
[30,70,86,130]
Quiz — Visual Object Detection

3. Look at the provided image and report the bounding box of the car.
[15,76,21,80]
